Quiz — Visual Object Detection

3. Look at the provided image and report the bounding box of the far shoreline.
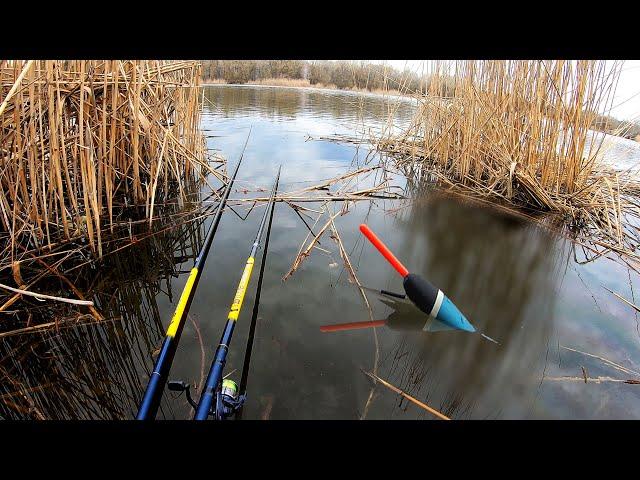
[201,81,418,103]
[202,82,640,143]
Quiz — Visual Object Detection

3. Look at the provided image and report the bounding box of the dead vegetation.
[3,61,638,418]
[0,199,207,419]
[371,61,640,266]
[0,60,228,337]
[0,60,217,268]
[274,165,398,418]
[362,370,450,420]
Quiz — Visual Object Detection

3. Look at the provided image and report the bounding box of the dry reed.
[0,193,207,419]
[0,60,214,272]
[374,61,640,259]
[362,370,450,420]
[274,164,397,418]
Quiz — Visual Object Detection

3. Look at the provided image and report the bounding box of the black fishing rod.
[136,131,251,421]
[193,166,281,420]
[235,173,278,420]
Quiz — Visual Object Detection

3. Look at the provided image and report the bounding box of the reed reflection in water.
[203,85,416,127]
[0,187,206,419]
[3,84,638,420]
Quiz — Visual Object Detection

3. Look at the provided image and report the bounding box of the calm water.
[161,85,640,419]
[5,85,640,420]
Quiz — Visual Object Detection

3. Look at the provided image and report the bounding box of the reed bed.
[0,60,215,270]
[374,61,640,261]
[0,189,206,419]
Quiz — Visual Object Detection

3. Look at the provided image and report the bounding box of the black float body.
[403,273,439,316]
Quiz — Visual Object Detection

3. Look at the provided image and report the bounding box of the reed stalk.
[375,61,640,257]
[0,60,211,270]
[0,185,207,419]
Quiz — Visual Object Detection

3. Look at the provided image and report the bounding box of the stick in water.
[0,282,94,306]
[362,370,450,420]
[481,333,500,345]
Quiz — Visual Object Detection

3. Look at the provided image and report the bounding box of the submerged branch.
[0,282,94,306]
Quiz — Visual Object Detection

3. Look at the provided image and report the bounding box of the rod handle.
[359,224,409,278]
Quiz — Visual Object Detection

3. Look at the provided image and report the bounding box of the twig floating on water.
[480,333,500,345]
[560,345,640,377]
[603,286,640,313]
[330,219,379,420]
[282,210,341,282]
[545,376,640,384]
[362,370,450,420]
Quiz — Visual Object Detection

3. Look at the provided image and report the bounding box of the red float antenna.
[359,224,409,278]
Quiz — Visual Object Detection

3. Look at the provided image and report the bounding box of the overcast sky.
[374,60,640,122]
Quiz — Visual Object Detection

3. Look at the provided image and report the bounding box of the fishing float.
[359,223,476,333]
[321,297,462,333]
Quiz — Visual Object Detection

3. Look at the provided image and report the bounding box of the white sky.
[373,60,640,122]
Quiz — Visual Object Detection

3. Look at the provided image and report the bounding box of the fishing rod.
[235,174,278,420]
[135,131,251,421]
[359,223,476,333]
[193,166,281,420]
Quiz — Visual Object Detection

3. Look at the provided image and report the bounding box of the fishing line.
[290,204,319,240]
[225,201,256,221]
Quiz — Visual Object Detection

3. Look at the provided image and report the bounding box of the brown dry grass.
[247,78,405,97]
[249,78,313,88]
[0,60,215,270]
[374,60,640,260]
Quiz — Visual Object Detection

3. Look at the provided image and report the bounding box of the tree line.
[200,60,639,140]
[200,60,429,93]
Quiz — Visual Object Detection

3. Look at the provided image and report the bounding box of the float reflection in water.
[321,296,465,333]
[355,193,567,419]
[359,223,476,333]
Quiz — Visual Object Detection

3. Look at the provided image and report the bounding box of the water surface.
[4,85,640,420]
[170,85,640,419]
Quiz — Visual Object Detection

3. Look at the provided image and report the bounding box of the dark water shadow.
[0,184,207,419]
[363,193,568,419]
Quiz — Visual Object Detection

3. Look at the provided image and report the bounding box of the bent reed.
[375,60,640,260]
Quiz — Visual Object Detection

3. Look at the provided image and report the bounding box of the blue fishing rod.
[193,166,281,420]
[136,131,250,420]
